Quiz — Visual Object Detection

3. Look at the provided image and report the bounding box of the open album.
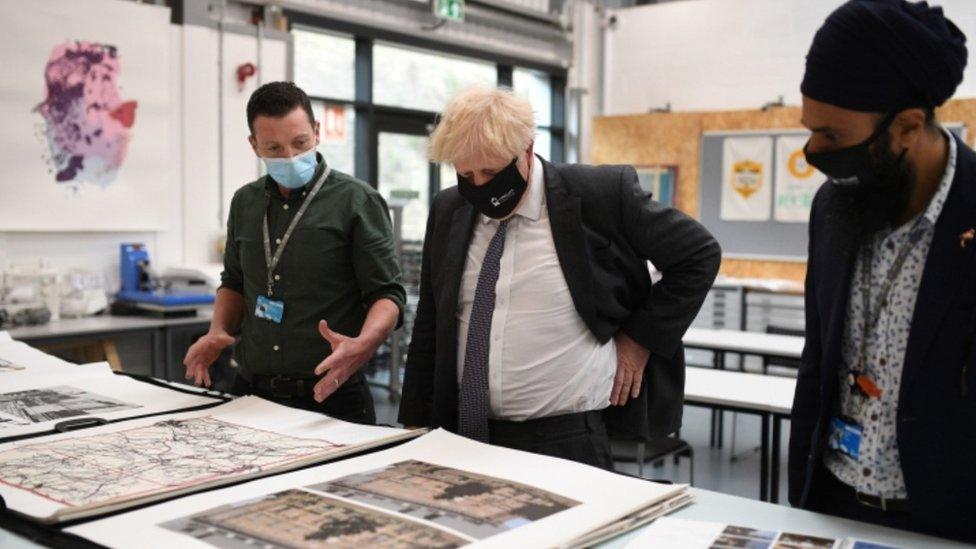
[67,429,690,548]
[0,396,422,523]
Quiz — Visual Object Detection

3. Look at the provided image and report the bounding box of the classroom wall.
[0,3,287,291]
[181,25,288,269]
[594,0,976,282]
[0,21,182,289]
[591,99,976,283]
[603,0,976,115]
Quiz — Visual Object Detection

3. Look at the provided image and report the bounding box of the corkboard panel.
[591,112,702,215]
[592,98,976,283]
[937,100,976,147]
[721,257,807,282]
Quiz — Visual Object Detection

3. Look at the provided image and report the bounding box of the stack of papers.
[66,429,691,548]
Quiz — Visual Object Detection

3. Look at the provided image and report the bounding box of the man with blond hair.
[399,86,721,467]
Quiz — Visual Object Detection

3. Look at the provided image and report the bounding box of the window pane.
[439,162,456,191]
[293,28,355,100]
[513,68,551,127]
[378,132,429,242]
[373,42,496,112]
[534,129,552,160]
[311,101,355,175]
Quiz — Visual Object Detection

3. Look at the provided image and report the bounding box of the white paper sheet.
[0,362,220,438]
[67,429,686,548]
[0,336,83,378]
[0,396,418,522]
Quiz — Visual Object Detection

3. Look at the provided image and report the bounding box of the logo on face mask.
[457,158,529,219]
[490,189,517,207]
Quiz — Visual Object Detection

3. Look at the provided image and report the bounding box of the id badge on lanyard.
[256,165,331,324]
[828,416,862,460]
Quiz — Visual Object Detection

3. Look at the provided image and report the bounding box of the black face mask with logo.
[457,158,528,219]
[803,113,914,236]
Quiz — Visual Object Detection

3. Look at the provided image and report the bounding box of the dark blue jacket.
[789,134,976,542]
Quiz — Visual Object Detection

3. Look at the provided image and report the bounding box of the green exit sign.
[390,189,420,200]
[433,0,464,22]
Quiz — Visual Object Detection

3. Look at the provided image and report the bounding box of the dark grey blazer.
[398,158,721,440]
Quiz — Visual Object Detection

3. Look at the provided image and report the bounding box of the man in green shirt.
[183,82,405,424]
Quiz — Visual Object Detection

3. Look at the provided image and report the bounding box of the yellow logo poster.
[774,135,826,223]
[721,136,772,221]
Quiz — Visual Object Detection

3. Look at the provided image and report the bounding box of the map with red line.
[0,417,341,507]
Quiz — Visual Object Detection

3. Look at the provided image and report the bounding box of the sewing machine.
[115,244,215,316]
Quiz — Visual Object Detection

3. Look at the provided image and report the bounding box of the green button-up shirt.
[220,154,405,378]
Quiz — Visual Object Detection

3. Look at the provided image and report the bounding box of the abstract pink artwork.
[33,41,137,186]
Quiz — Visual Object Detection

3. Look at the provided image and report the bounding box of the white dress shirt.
[456,157,617,421]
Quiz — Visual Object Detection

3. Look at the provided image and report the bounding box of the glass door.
[377,131,431,244]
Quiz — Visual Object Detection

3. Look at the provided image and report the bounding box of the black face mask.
[803,112,901,190]
[457,158,528,219]
[804,113,914,237]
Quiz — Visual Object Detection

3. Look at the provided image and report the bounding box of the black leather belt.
[855,491,911,513]
[488,410,604,438]
[250,374,316,400]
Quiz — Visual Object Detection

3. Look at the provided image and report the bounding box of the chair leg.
[729,411,738,457]
[636,441,646,478]
[687,448,695,486]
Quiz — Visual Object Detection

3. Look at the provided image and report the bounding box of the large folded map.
[67,429,691,548]
[0,396,421,523]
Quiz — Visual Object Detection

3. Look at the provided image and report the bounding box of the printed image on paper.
[161,488,468,549]
[720,136,773,221]
[310,460,580,539]
[34,41,137,188]
[0,385,138,427]
[0,417,342,507]
[708,525,836,549]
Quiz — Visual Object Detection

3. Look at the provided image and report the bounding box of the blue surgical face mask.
[263,149,318,189]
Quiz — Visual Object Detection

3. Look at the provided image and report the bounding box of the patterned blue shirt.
[825,129,956,498]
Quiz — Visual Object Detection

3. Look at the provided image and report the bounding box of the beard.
[837,133,916,241]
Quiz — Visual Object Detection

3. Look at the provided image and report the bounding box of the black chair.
[611,434,694,485]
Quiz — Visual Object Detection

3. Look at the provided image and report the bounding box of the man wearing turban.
[790,0,974,542]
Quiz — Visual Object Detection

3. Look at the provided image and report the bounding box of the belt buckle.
[269,376,295,399]
[856,492,886,511]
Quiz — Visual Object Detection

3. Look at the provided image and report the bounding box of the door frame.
[372,110,441,209]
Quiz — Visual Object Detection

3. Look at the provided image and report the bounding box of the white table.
[603,487,966,548]
[683,367,796,502]
[6,311,214,340]
[681,328,803,475]
[7,310,213,379]
[4,486,964,549]
[683,327,804,363]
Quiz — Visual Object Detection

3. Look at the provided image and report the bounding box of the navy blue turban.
[801,0,968,112]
